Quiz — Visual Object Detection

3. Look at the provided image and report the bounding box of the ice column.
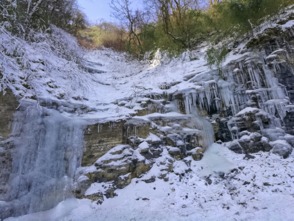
[1,101,85,218]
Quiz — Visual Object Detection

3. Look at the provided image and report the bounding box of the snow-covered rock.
[270,140,293,158]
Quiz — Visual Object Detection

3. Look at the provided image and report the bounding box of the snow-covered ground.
[5,144,294,221]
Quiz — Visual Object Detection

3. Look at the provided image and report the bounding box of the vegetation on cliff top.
[0,0,292,58]
[78,0,292,58]
[0,0,87,39]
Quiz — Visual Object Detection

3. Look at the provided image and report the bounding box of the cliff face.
[0,6,294,220]
[75,8,294,204]
[170,17,294,155]
[0,91,18,139]
[0,91,18,206]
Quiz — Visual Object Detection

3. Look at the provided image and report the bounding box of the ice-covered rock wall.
[224,22,294,148]
[170,13,294,156]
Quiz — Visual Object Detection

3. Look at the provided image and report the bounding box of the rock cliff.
[0,91,18,206]
[74,7,294,204]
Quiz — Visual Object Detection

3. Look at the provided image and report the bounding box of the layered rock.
[83,120,125,166]
[0,90,18,203]
[77,103,212,203]
[75,144,151,201]
[0,90,18,139]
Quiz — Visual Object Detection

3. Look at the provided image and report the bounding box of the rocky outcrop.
[83,120,125,166]
[0,90,18,139]
[91,144,151,184]
[75,144,152,201]
[74,10,294,209]
[223,19,294,155]
[228,132,272,154]
[174,12,294,156]
[77,89,215,203]
[0,90,18,201]
[83,118,151,166]
[123,118,151,144]
[228,107,272,137]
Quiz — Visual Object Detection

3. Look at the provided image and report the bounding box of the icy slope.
[0,25,212,120]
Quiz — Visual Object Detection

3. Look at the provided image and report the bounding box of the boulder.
[190,147,204,161]
[228,132,272,154]
[166,133,183,147]
[167,146,183,160]
[270,140,293,158]
[228,140,243,154]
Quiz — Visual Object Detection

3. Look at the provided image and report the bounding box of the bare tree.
[110,0,145,54]
[148,0,199,48]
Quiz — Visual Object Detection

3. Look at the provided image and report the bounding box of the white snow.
[282,20,294,29]
[85,182,113,196]
[5,143,294,221]
[197,143,235,176]
[146,133,161,143]
[0,24,216,121]
[138,141,149,150]
[236,107,259,116]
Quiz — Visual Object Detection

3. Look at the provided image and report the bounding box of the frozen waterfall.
[184,91,215,148]
[0,101,85,219]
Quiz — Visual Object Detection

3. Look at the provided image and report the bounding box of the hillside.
[0,4,294,221]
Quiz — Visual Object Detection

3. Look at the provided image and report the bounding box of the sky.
[77,0,144,24]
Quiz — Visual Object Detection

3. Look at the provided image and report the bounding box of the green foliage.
[138,23,157,52]
[2,0,291,55]
[136,0,292,57]
[209,0,293,38]
[78,22,127,50]
[137,10,214,56]
[203,0,293,75]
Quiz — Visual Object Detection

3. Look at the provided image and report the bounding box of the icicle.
[218,80,238,115]
[264,65,286,100]
[227,117,239,140]
[184,94,191,114]
[97,124,101,133]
